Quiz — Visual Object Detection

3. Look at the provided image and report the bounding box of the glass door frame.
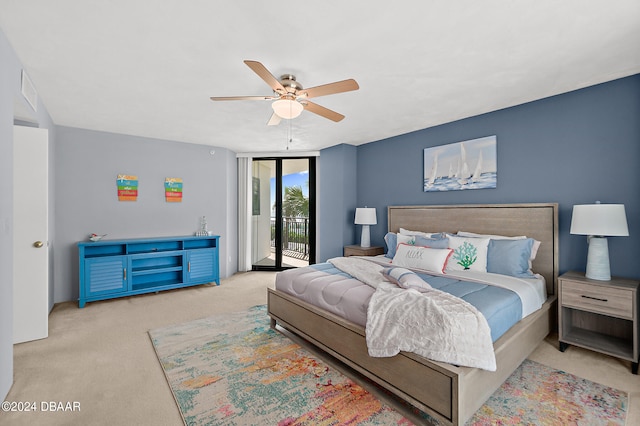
[251,156,316,271]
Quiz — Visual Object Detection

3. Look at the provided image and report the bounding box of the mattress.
[275,257,547,342]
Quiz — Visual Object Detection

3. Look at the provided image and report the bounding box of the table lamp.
[355,207,377,248]
[570,202,629,281]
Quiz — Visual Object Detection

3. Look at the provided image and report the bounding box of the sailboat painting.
[423,135,497,192]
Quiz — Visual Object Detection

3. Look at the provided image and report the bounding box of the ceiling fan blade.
[303,101,345,122]
[210,95,274,101]
[299,79,359,99]
[244,60,287,94]
[267,112,282,126]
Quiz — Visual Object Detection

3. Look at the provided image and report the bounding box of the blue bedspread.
[311,263,522,342]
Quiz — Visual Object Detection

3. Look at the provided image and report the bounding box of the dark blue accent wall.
[354,74,640,279]
[318,144,358,261]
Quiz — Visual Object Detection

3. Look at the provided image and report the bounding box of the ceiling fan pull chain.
[287,115,291,150]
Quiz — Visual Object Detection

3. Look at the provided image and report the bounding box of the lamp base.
[360,225,371,248]
[585,236,611,281]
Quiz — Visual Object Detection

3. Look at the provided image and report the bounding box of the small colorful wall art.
[117,174,138,201]
[423,135,497,192]
[165,178,183,202]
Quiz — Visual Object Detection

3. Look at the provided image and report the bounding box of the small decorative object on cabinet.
[343,245,384,257]
[195,216,209,236]
[558,271,640,374]
[78,235,220,308]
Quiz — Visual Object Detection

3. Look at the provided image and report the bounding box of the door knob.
[33,241,44,248]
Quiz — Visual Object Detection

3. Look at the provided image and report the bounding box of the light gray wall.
[54,126,237,303]
[222,148,237,274]
[0,25,14,404]
[0,29,56,401]
[2,21,239,398]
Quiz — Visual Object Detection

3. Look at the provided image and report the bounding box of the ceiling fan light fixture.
[272,99,303,119]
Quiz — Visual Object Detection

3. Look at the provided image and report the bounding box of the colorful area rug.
[149,305,627,426]
[465,358,626,425]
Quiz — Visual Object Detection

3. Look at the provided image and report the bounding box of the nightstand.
[558,271,640,374]
[343,245,384,257]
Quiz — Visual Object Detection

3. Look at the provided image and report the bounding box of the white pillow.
[392,243,453,274]
[382,267,432,292]
[396,234,416,245]
[399,228,435,238]
[447,236,490,272]
[456,231,541,262]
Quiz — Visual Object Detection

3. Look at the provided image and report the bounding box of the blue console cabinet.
[78,235,220,308]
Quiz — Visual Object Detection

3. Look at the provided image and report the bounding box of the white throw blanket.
[329,257,386,288]
[329,257,497,371]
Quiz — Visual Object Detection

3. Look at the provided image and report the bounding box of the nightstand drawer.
[562,281,633,319]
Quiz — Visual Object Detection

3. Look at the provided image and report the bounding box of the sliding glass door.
[251,157,315,270]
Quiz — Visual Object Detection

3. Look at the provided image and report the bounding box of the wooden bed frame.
[268,203,558,425]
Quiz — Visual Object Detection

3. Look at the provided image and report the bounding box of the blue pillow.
[415,235,449,249]
[385,233,449,258]
[486,238,535,278]
[384,232,398,258]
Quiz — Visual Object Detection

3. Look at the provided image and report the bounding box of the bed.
[267,203,558,425]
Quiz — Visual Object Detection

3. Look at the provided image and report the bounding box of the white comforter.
[329,257,497,371]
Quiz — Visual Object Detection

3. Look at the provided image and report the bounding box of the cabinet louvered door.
[186,249,217,283]
[84,256,128,297]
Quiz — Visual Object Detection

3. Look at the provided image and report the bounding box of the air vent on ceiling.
[21,70,37,112]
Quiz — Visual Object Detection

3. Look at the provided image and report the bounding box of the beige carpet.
[3,271,639,425]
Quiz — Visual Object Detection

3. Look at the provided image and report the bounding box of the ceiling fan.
[210,60,359,126]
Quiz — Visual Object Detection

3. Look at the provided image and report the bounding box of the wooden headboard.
[388,203,559,296]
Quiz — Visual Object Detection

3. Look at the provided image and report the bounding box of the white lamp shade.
[272,99,303,119]
[355,208,377,225]
[570,204,629,236]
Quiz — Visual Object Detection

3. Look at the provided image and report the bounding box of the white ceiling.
[1,1,639,153]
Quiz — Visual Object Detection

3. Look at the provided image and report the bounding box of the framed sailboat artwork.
[423,135,497,192]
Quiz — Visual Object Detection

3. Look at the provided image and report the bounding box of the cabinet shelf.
[78,236,219,307]
[83,244,126,258]
[127,241,182,254]
[131,280,183,292]
[131,266,183,276]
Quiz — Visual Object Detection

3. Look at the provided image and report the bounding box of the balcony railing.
[270,216,309,260]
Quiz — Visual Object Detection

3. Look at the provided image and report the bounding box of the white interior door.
[13,125,49,344]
